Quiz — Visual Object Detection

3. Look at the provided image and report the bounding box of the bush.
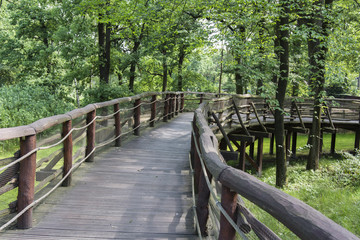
[0,83,74,128]
[81,84,131,106]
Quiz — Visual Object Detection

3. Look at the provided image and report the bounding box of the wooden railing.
[0,91,359,239]
[191,95,360,239]
[0,91,210,229]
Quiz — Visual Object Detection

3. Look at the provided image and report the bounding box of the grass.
[234,132,360,239]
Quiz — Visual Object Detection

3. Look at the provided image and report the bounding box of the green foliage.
[82,84,131,106]
[245,151,360,238]
[0,83,74,128]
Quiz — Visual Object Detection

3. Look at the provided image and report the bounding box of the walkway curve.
[1,113,198,239]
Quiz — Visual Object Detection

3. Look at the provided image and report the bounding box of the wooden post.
[86,110,96,162]
[286,131,291,160]
[193,122,201,194]
[114,103,121,147]
[219,185,237,240]
[171,94,175,118]
[257,137,264,176]
[168,94,174,119]
[292,132,297,157]
[134,98,141,136]
[199,94,204,104]
[355,130,360,151]
[331,132,336,154]
[180,93,185,113]
[269,134,275,155]
[17,135,37,229]
[62,120,72,187]
[163,94,169,122]
[249,143,255,159]
[150,95,157,127]
[175,94,179,116]
[238,141,246,170]
[320,131,323,155]
[196,168,212,236]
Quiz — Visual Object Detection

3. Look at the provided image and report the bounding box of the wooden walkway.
[1,113,198,239]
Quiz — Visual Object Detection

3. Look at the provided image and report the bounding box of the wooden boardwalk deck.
[1,113,198,239]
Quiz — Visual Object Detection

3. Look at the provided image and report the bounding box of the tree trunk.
[307,0,332,170]
[235,56,243,94]
[177,45,186,91]
[129,41,140,92]
[256,17,265,95]
[275,0,290,187]
[98,22,106,83]
[162,49,168,92]
[104,22,111,84]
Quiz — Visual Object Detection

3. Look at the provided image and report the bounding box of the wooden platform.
[1,113,198,239]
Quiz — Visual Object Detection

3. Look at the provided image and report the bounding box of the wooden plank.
[1,113,196,239]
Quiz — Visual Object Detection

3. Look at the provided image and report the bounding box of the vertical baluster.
[114,103,121,147]
[150,95,157,127]
[180,93,185,113]
[62,120,73,187]
[17,135,37,229]
[219,185,237,240]
[86,109,96,162]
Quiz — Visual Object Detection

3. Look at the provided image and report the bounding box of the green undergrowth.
[232,132,360,239]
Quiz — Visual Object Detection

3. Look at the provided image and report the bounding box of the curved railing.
[0,91,359,239]
[191,95,360,239]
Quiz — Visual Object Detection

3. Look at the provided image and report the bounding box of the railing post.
[168,94,173,120]
[150,95,157,127]
[163,94,169,122]
[196,167,212,236]
[114,103,121,147]
[86,109,96,162]
[17,135,37,229]
[175,94,179,116]
[180,93,185,113]
[219,185,237,240]
[62,120,73,187]
[199,94,204,104]
[134,98,141,136]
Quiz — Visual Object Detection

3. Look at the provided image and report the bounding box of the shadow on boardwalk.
[1,113,198,239]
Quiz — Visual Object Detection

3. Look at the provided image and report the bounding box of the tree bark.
[98,22,106,83]
[235,56,243,94]
[162,49,168,92]
[104,22,111,84]
[256,17,265,95]
[307,0,332,170]
[177,45,186,91]
[129,41,140,92]
[275,0,290,187]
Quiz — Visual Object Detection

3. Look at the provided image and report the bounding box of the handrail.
[192,99,360,239]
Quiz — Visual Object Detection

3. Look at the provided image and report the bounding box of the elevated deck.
[1,113,197,239]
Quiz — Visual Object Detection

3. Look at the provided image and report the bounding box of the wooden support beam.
[286,131,291,160]
[220,150,239,162]
[219,185,237,240]
[228,134,255,143]
[232,99,250,136]
[247,130,272,138]
[249,143,254,159]
[292,131,297,157]
[17,135,37,229]
[355,129,360,151]
[85,110,96,162]
[238,141,246,170]
[211,112,234,152]
[269,133,275,155]
[257,137,264,176]
[331,132,336,154]
[114,103,121,146]
[62,120,72,187]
